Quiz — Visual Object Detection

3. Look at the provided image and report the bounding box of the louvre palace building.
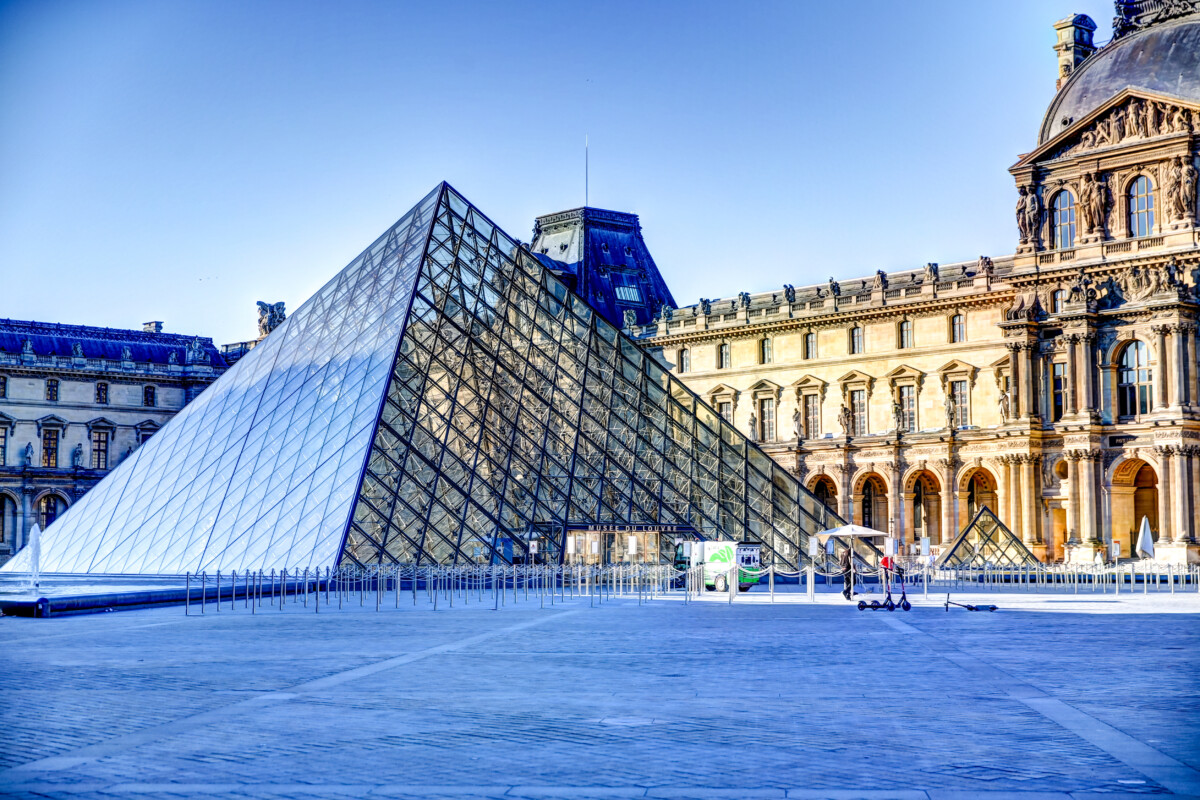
[4,2,1200,578]
[640,3,1200,564]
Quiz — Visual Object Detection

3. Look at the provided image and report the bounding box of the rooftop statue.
[257,301,287,337]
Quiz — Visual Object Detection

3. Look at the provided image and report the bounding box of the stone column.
[890,461,902,545]
[1021,456,1041,546]
[1153,325,1171,409]
[1080,333,1097,416]
[1190,445,1200,543]
[1187,324,1199,410]
[1007,344,1021,419]
[1007,456,1022,537]
[20,485,35,552]
[1154,446,1173,543]
[1080,453,1100,544]
[939,457,957,544]
[1064,452,1079,544]
[1172,447,1191,544]
[1170,324,1187,407]
[1066,335,1079,416]
[1022,344,1038,421]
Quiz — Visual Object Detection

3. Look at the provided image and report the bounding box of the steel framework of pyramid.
[2,184,845,575]
[935,506,1039,568]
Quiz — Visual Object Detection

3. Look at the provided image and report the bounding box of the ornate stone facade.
[0,320,227,563]
[640,7,1200,564]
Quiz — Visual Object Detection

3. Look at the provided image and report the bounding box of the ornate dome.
[1040,12,1200,144]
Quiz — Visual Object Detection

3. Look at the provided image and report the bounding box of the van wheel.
[714,574,728,592]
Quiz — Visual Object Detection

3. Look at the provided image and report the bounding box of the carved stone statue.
[826,277,841,297]
[838,404,851,436]
[1017,187,1032,243]
[698,298,711,315]
[71,342,84,358]
[659,303,673,322]
[945,393,956,429]
[978,256,995,282]
[1067,266,1093,303]
[21,339,33,356]
[783,284,796,304]
[1095,275,1125,310]
[1022,187,1041,246]
[23,442,33,466]
[71,444,83,468]
[891,400,904,432]
[792,408,802,439]
[1079,172,1108,236]
[922,263,939,284]
[738,291,751,310]
[257,301,287,337]
[1181,157,1198,222]
[872,270,888,291]
[1130,99,1147,137]
[185,338,209,365]
[622,308,637,329]
[168,351,178,365]
[121,346,132,361]
[998,391,1011,424]
[748,412,758,442]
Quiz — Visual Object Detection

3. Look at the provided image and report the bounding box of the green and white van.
[674,540,761,591]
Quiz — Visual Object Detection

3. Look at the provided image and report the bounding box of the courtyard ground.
[1,585,1198,800]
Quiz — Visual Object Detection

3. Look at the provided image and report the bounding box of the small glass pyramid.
[3,184,843,574]
[935,506,1039,568]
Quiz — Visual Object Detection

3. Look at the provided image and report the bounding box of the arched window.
[1128,175,1155,238]
[38,495,64,529]
[1052,190,1076,250]
[849,326,863,355]
[717,343,730,370]
[1118,340,1153,417]
[1052,289,1065,314]
[678,348,690,373]
[897,320,912,349]
[760,338,772,364]
[913,481,925,532]
[950,314,965,343]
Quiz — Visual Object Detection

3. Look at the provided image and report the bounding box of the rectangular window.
[42,429,58,468]
[951,314,965,343]
[0,427,6,466]
[849,327,863,355]
[678,349,690,373]
[611,273,642,304]
[718,343,730,370]
[950,380,969,428]
[760,338,772,364]
[143,385,156,407]
[898,385,916,433]
[850,389,867,436]
[898,321,913,349]
[91,430,109,470]
[803,394,820,438]
[718,401,733,424]
[1052,363,1067,422]
[0,375,6,398]
[46,379,59,402]
[758,398,775,442]
[803,333,817,360]
[95,382,108,404]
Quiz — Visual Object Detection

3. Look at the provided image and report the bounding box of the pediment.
[884,364,924,385]
[1015,89,1200,168]
[936,360,977,387]
[87,416,118,430]
[36,414,69,434]
[0,411,14,429]
[836,369,873,385]
[746,378,782,394]
[791,374,828,391]
[135,419,161,431]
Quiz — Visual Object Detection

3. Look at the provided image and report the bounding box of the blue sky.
[1,0,1113,345]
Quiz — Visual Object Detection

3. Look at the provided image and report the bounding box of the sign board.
[628,535,637,554]
[591,540,599,554]
[884,537,897,556]
[529,541,538,554]
[808,537,819,557]
[920,537,930,557]
[566,537,575,555]
[1111,540,1122,558]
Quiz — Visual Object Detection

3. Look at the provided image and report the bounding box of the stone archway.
[956,465,999,541]
[1110,457,1158,558]
[35,491,69,531]
[903,470,942,549]
[0,490,19,555]
[808,474,838,516]
[853,472,889,533]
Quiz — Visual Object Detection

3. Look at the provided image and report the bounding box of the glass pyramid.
[3,183,844,575]
[935,506,1040,568]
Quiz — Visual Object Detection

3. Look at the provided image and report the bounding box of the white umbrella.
[815,524,886,542]
[1135,516,1154,560]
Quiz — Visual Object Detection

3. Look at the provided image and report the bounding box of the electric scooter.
[858,563,911,611]
[944,593,999,612]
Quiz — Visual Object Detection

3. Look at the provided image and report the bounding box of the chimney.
[143,321,163,333]
[1053,14,1097,90]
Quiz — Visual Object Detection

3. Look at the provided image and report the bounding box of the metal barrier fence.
[181,560,1200,615]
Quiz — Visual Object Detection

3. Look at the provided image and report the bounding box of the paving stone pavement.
[1,586,1198,800]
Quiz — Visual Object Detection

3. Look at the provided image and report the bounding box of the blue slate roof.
[529,207,677,329]
[0,318,227,368]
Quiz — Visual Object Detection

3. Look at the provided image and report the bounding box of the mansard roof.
[0,319,226,368]
[1039,11,1200,145]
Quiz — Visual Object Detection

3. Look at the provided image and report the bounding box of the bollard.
[769,564,774,603]
[215,570,221,613]
[185,572,191,616]
[200,571,207,614]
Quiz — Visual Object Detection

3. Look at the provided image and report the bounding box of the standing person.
[839,546,854,600]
